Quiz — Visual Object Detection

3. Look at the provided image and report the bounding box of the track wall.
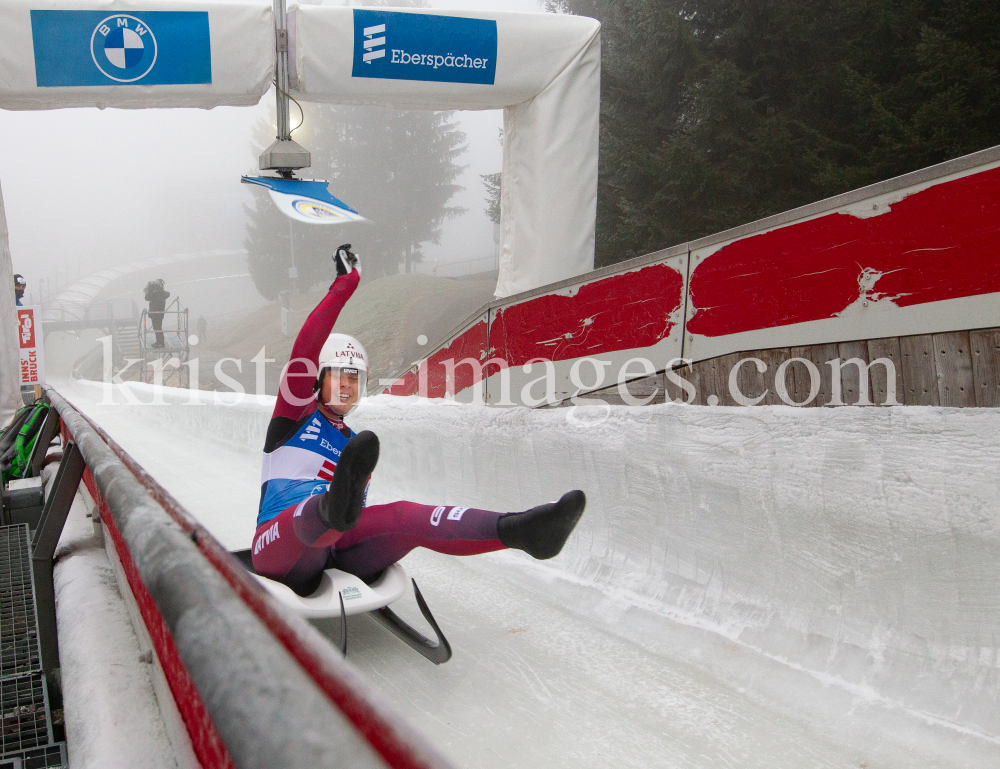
[380,146,1000,408]
[350,396,1000,743]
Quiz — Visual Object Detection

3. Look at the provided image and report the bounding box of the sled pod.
[0,0,274,109]
[287,6,601,298]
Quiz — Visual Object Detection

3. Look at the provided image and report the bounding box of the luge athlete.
[252,245,586,594]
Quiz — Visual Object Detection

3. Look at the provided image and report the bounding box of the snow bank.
[63,380,1000,741]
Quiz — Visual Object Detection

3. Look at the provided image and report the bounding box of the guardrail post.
[31,442,86,677]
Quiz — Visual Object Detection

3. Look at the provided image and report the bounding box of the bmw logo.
[90,15,157,83]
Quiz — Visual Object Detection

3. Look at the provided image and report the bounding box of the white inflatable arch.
[0,2,600,416]
[287,6,600,298]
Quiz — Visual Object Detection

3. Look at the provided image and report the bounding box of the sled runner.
[230,550,452,664]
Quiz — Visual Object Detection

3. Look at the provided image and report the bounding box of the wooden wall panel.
[837,341,873,406]
[867,337,904,406]
[788,343,839,407]
[970,329,1000,407]
[933,331,975,407]
[554,327,1000,409]
[899,335,940,406]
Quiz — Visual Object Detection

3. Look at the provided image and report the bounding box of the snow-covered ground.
[58,379,1000,768]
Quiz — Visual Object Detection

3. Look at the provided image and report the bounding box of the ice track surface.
[62,380,1000,768]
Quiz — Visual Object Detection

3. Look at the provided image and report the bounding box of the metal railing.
[43,386,455,769]
[138,298,190,386]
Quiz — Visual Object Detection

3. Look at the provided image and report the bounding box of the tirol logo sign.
[17,310,35,349]
[30,10,212,87]
[352,9,497,86]
[17,308,45,386]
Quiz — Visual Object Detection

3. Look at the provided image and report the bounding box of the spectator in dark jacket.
[144,279,170,348]
[13,274,25,306]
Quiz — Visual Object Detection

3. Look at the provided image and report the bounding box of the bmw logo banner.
[30,10,211,87]
[241,177,366,226]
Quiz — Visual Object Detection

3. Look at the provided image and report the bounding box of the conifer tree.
[551,0,1000,267]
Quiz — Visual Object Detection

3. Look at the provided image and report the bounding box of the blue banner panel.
[30,10,212,87]
[351,9,496,86]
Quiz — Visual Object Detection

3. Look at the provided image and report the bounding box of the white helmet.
[317,333,369,410]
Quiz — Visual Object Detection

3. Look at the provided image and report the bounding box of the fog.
[0,0,544,310]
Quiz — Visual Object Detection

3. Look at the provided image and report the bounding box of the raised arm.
[273,269,360,421]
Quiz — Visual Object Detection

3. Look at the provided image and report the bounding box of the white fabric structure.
[0,180,21,427]
[288,6,601,298]
[0,0,273,109]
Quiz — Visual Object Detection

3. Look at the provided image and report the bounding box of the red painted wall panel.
[491,263,684,366]
[423,319,489,398]
[383,320,489,399]
[386,370,418,397]
[688,166,1000,338]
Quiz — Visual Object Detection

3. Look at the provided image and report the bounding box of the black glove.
[334,244,360,277]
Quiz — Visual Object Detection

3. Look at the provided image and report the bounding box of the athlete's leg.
[251,494,344,592]
[331,502,504,580]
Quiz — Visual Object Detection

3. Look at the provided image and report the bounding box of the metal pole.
[258,0,309,174]
[288,218,298,293]
[275,0,289,142]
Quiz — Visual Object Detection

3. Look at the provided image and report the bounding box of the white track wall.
[354,398,1000,742]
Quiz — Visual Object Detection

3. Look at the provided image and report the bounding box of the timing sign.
[351,9,497,86]
[30,10,212,86]
[241,177,366,225]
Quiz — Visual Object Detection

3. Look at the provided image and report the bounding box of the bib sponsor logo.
[301,418,322,441]
[430,506,446,526]
[30,10,211,87]
[352,9,497,86]
[447,506,468,521]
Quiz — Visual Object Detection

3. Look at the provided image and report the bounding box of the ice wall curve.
[351,398,1000,740]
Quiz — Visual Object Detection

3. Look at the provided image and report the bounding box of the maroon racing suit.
[251,270,505,590]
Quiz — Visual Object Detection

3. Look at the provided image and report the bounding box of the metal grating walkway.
[0,743,67,769]
[0,527,40,679]
[0,526,65,768]
[0,675,51,754]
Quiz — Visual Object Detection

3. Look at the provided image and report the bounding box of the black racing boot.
[497,490,586,560]
[319,431,380,532]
